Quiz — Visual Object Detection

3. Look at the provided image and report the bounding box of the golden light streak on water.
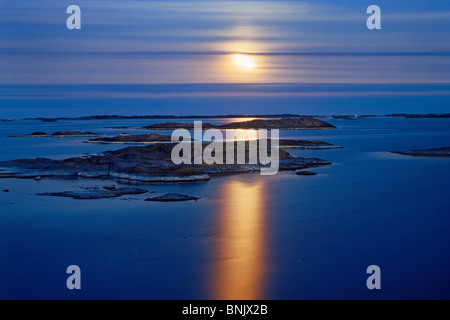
[209,179,268,300]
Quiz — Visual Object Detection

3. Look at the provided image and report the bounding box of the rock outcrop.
[145,193,199,202]
[295,170,317,175]
[38,187,148,199]
[143,122,216,130]
[0,142,331,182]
[386,113,450,119]
[143,117,336,130]
[390,147,450,157]
[87,133,340,149]
[10,131,102,138]
[220,117,336,129]
[88,133,172,144]
[278,139,341,149]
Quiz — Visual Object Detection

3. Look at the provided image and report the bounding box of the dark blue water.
[0,117,449,299]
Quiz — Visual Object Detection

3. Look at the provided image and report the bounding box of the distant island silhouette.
[7,112,448,122]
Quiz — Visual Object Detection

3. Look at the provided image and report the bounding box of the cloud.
[0,1,449,85]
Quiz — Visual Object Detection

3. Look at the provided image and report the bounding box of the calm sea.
[0,117,449,299]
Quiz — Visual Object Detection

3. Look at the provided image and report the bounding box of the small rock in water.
[295,170,317,176]
[34,176,43,181]
[145,193,199,202]
[2,189,9,192]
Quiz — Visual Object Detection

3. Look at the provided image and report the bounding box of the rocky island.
[22,114,324,122]
[39,187,149,200]
[277,139,341,149]
[88,133,172,144]
[145,193,199,202]
[0,142,331,182]
[390,147,450,157]
[10,131,103,138]
[295,170,317,176]
[142,117,336,130]
[386,113,450,119]
[87,132,340,149]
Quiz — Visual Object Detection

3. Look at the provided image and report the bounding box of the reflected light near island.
[232,54,256,69]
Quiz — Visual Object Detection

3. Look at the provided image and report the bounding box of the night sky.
[0,1,448,117]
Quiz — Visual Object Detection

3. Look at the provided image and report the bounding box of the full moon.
[232,54,256,69]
